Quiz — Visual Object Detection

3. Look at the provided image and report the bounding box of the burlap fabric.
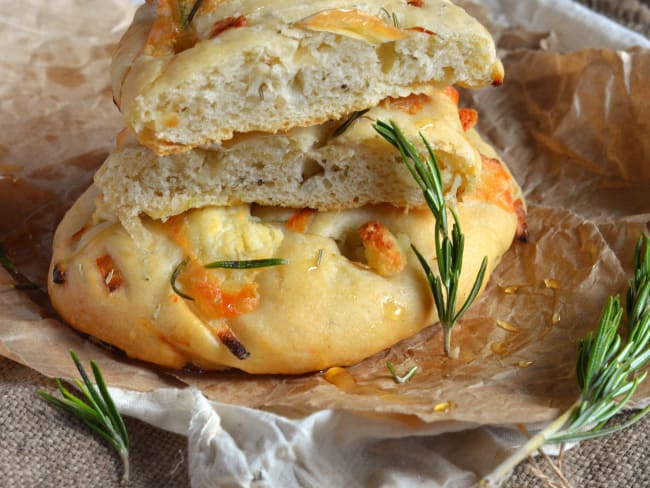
[0,357,189,487]
[3,355,650,487]
[575,0,650,37]
[2,1,649,487]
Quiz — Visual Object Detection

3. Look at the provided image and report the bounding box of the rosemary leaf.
[379,8,400,28]
[0,245,40,291]
[9,282,40,290]
[332,109,370,138]
[184,0,203,28]
[204,258,289,269]
[0,245,18,274]
[453,256,488,323]
[92,360,129,446]
[386,360,418,384]
[171,260,195,301]
[392,12,400,28]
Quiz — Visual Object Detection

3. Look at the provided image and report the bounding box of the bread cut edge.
[113,0,504,154]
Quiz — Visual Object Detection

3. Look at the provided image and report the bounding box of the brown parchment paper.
[1,0,650,427]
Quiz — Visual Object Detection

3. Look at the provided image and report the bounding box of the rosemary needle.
[204,258,289,269]
[0,245,40,290]
[184,0,203,28]
[380,8,400,28]
[0,244,18,274]
[6,282,39,290]
[38,350,129,485]
[171,260,195,301]
[373,120,487,355]
[484,235,650,486]
[386,360,418,384]
[332,109,370,138]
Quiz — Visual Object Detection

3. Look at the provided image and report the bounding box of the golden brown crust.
[358,221,406,277]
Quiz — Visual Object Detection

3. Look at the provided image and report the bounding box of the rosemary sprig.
[373,120,488,355]
[386,360,418,383]
[38,350,129,485]
[483,235,650,486]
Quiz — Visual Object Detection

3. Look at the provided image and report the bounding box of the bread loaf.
[49,158,520,373]
[112,0,504,154]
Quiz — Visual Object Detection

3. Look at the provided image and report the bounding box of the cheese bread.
[48,143,523,374]
[112,0,504,154]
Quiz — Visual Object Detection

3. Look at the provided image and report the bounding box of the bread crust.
[113,0,504,154]
[49,158,521,374]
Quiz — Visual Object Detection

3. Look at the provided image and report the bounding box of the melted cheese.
[159,205,284,263]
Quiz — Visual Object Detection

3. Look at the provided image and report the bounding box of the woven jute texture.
[574,0,650,36]
[503,411,650,488]
[3,353,650,487]
[0,357,189,487]
[2,2,649,487]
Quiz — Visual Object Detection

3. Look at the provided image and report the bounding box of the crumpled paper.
[1,0,650,486]
[112,386,524,487]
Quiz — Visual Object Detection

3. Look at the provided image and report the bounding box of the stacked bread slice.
[48,0,525,374]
